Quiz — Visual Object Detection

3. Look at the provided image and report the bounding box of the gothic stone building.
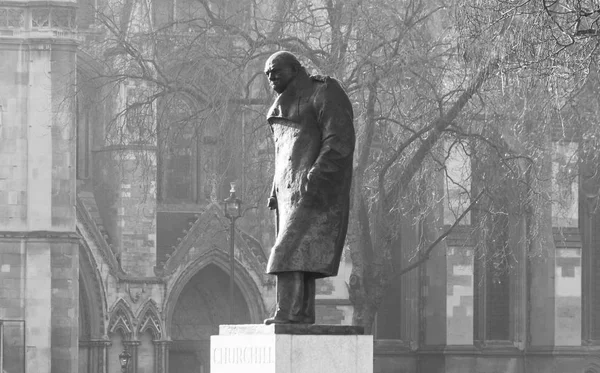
[2,0,600,372]
[0,0,357,372]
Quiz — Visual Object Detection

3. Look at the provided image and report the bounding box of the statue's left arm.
[306,78,355,197]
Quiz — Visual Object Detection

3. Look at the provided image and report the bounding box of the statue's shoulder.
[310,74,330,83]
[310,75,346,94]
[310,75,352,112]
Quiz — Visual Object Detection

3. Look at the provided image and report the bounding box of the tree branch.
[392,188,486,279]
[384,60,499,207]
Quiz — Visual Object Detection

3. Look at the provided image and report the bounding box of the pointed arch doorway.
[169,263,252,373]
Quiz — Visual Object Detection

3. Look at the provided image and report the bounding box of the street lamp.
[221,181,242,324]
[119,348,132,373]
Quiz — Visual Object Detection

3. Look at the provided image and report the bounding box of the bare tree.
[78,0,600,331]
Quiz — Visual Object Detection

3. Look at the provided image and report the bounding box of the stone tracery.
[137,299,163,339]
[108,298,135,339]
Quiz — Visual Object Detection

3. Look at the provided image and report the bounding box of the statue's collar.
[277,70,313,99]
[267,70,314,122]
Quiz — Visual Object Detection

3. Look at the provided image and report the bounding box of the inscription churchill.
[263,51,356,324]
[211,346,274,365]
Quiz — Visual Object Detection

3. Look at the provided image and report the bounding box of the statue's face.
[264,56,296,94]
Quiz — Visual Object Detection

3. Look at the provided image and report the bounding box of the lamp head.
[119,349,132,370]
[222,182,242,219]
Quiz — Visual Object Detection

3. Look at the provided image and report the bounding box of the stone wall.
[446,246,474,345]
[93,147,157,276]
[372,229,590,373]
[0,236,78,373]
[0,11,78,371]
[555,248,581,345]
[49,239,79,373]
[0,45,30,230]
[315,248,353,325]
[0,240,23,320]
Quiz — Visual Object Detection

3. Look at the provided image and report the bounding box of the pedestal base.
[210,324,373,373]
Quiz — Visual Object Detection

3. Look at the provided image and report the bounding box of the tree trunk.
[348,74,378,331]
[352,299,378,335]
[348,62,498,331]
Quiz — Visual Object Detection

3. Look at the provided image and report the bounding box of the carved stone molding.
[153,340,171,373]
[108,299,135,339]
[79,240,108,338]
[79,338,111,373]
[0,230,79,240]
[0,5,76,30]
[78,196,166,284]
[0,8,25,28]
[137,300,162,340]
[77,196,124,278]
[156,203,271,286]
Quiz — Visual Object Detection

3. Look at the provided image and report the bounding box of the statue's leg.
[264,271,304,324]
[301,273,316,324]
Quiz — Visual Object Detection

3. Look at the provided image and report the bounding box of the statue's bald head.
[264,51,303,93]
[266,51,302,70]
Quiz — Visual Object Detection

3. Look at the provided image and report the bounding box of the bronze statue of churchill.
[263,51,355,324]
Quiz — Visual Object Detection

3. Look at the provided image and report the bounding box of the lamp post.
[221,181,242,324]
[119,348,132,373]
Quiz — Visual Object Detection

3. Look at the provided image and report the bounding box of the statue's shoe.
[301,315,315,324]
[264,314,315,325]
[264,316,291,325]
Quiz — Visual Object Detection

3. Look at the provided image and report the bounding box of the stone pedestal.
[210,324,372,373]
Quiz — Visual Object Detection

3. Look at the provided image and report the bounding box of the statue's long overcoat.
[266,70,355,278]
